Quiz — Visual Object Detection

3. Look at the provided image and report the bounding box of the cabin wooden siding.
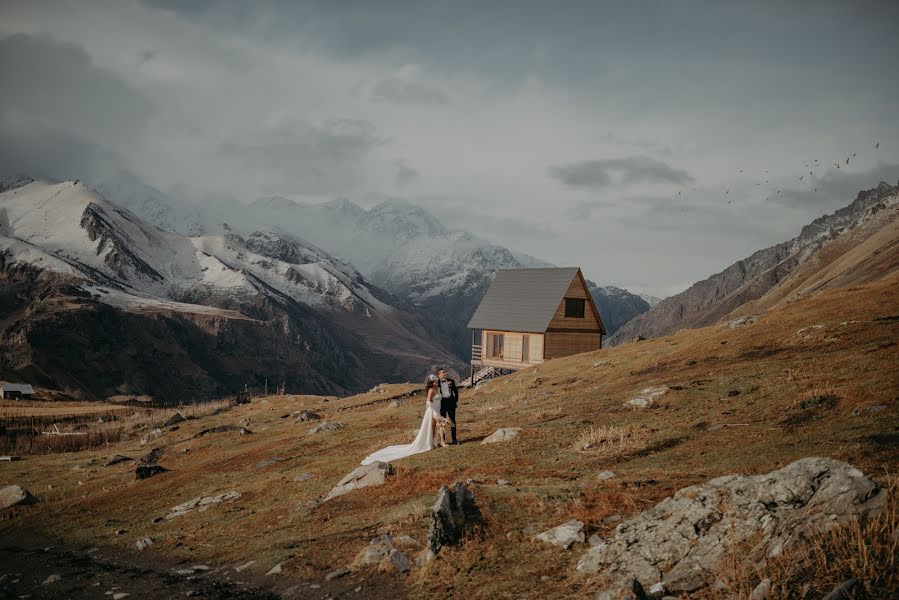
[544,331,602,360]
[547,271,603,332]
[478,330,544,369]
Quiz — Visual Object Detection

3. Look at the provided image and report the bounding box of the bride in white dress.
[361,374,442,465]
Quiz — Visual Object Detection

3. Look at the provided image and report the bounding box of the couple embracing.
[361,368,459,465]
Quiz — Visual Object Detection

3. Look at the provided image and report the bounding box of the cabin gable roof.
[468,267,596,333]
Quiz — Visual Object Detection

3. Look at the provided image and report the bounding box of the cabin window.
[488,332,504,358]
[521,335,530,362]
[565,298,586,318]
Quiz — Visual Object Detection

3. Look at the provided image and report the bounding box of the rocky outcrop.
[609,182,899,345]
[625,386,670,409]
[578,458,884,595]
[0,485,37,509]
[164,491,241,520]
[536,520,585,549]
[325,461,394,501]
[428,482,483,553]
[481,428,522,444]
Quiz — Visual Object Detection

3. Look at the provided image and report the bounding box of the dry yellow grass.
[1,273,897,598]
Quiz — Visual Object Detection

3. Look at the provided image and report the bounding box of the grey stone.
[295,411,321,422]
[726,315,758,329]
[325,568,349,581]
[325,462,394,501]
[625,386,669,409]
[235,560,255,572]
[387,549,411,573]
[158,413,185,428]
[135,537,154,551]
[427,482,483,553]
[293,473,315,482]
[256,457,287,469]
[105,455,133,467]
[481,428,522,444]
[535,520,585,549]
[496,479,511,486]
[0,485,37,509]
[41,574,61,585]
[388,400,400,408]
[751,578,771,600]
[353,535,393,567]
[602,514,623,525]
[821,578,862,600]
[577,458,885,594]
[597,470,617,481]
[851,404,887,416]
[309,422,344,434]
[165,491,241,520]
[588,533,604,547]
[266,563,283,575]
[0,456,22,461]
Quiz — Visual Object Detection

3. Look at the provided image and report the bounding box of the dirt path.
[0,528,404,599]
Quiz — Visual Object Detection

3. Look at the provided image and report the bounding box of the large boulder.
[0,485,37,509]
[325,461,394,501]
[625,386,669,409]
[578,458,885,595]
[536,520,585,549]
[481,428,522,444]
[427,482,483,553]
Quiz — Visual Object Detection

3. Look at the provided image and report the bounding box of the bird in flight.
[799,176,804,182]
[875,142,880,149]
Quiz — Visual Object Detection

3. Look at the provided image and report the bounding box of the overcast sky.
[1,0,898,297]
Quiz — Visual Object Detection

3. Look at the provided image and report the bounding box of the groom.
[436,367,459,445]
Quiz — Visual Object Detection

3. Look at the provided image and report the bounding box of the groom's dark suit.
[438,376,459,444]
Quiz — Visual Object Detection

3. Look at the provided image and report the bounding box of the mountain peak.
[359,199,448,239]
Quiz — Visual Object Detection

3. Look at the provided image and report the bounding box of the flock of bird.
[672,140,883,211]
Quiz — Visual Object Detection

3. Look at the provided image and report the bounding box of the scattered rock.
[113,593,130,600]
[256,457,287,469]
[821,578,863,600]
[238,427,252,436]
[386,549,411,574]
[726,315,758,329]
[481,428,522,444]
[235,561,255,572]
[0,485,37,509]
[309,422,344,434]
[135,537,154,551]
[428,482,483,553]
[625,386,670,409]
[535,520,585,549]
[293,473,315,482]
[266,563,283,576]
[41,574,61,585]
[496,479,510,486]
[388,401,400,409]
[140,447,164,465]
[326,568,349,581]
[587,533,604,547]
[325,462,394,501]
[210,407,228,416]
[0,455,22,461]
[751,578,771,600]
[193,425,244,437]
[135,465,169,480]
[156,413,185,429]
[603,514,623,525]
[353,535,393,567]
[592,360,611,367]
[578,458,885,595]
[852,404,887,417]
[597,470,617,481]
[294,411,321,422]
[796,325,825,337]
[164,491,241,520]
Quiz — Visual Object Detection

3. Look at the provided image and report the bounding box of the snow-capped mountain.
[0,179,460,400]
[89,177,651,357]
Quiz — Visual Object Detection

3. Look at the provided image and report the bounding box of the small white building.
[0,383,35,399]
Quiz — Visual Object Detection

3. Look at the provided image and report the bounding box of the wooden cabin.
[0,383,34,400]
[467,267,605,372]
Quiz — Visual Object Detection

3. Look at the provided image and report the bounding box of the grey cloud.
[218,118,386,194]
[0,34,152,146]
[394,159,420,187]
[549,156,694,190]
[370,73,449,105]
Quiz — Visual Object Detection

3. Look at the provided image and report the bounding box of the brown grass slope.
[1,275,898,598]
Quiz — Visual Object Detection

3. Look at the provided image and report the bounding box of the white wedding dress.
[361,391,441,465]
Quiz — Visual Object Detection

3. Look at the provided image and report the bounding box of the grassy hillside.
[2,273,897,598]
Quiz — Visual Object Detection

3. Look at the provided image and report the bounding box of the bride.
[361,374,442,465]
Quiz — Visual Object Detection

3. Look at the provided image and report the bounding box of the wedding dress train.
[361,392,441,465]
